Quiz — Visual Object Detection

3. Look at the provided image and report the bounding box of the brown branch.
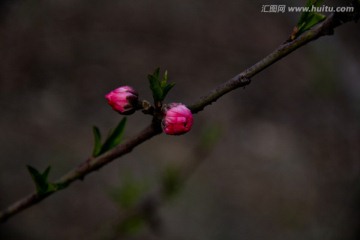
[0,8,359,223]
[0,122,163,223]
[188,10,359,113]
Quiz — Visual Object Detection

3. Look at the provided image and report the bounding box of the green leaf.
[148,74,163,102]
[92,126,102,157]
[148,68,176,102]
[290,0,325,40]
[160,70,168,88]
[162,82,176,100]
[163,70,168,81]
[99,118,127,154]
[299,12,326,33]
[298,0,324,23]
[42,166,51,180]
[27,165,52,195]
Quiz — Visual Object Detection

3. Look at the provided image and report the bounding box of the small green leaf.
[162,83,175,100]
[27,165,51,195]
[92,126,102,157]
[160,70,169,88]
[299,12,326,32]
[298,0,324,24]
[148,74,163,102]
[290,0,326,40]
[99,118,127,154]
[308,0,323,7]
[163,70,168,81]
[148,68,176,102]
[42,166,51,180]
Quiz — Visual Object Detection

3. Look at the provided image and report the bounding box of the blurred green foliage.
[162,166,182,199]
[117,215,146,236]
[199,124,222,149]
[110,174,147,209]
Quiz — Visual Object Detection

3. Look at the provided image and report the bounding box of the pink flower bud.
[105,86,139,115]
[162,103,193,135]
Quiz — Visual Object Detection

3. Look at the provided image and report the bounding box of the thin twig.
[0,8,359,223]
[0,122,163,223]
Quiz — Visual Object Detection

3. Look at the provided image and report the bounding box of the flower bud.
[105,86,139,115]
[162,103,193,135]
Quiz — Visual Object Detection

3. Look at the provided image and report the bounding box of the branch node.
[241,77,251,89]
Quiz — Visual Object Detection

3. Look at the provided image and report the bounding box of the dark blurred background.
[1,0,360,239]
